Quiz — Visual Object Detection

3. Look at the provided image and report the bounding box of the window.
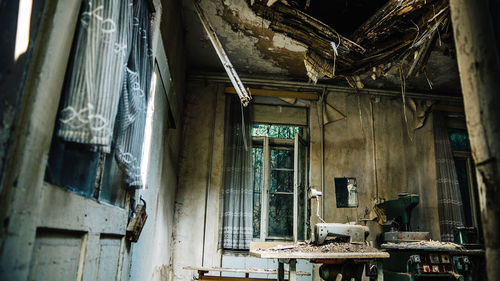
[448,128,480,229]
[44,0,155,207]
[251,124,308,241]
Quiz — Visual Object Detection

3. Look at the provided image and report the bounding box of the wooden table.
[249,242,390,281]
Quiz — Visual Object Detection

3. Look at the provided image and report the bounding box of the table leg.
[278,262,284,281]
[376,260,383,281]
[289,259,297,281]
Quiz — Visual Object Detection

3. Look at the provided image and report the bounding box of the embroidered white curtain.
[433,112,466,241]
[57,0,133,152]
[221,97,254,250]
[57,0,153,187]
[115,0,153,187]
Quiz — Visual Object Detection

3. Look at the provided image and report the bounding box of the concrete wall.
[172,82,442,280]
[128,0,187,279]
[172,81,226,280]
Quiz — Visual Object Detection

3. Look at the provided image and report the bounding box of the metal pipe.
[320,88,326,219]
[370,98,379,202]
[192,1,251,106]
[201,85,219,266]
[189,73,463,103]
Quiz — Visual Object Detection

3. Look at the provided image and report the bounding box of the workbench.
[249,242,390,281]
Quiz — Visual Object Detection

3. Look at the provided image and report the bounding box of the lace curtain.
[57,0,153,187]
[115,0,153,187]
[57,0,133,152]
[221,97,254,250]
[433,112,466,241]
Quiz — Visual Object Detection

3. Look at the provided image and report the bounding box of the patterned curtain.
[57,0,133,152]
[115,0,153,187]
[221,97,253,250]
[433,112,466,241]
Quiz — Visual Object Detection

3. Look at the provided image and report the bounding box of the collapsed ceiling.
[182,0,461,95]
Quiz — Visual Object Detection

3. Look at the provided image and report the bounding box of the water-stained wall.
[172,82,442,280]
[309,92,440,242]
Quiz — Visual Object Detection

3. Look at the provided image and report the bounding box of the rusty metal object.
[126,201,148,242]
[384,231,430,243]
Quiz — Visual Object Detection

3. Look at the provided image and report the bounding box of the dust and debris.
[257,241,380,254]
[381,240,465,250]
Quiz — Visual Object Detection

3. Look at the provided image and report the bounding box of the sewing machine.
[313,223,376,280]
[315,223,369,245]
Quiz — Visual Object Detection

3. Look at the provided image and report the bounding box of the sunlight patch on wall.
[14,0,33,61]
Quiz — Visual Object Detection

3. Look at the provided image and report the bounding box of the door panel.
[97,235,122,281]
[28,230,85,281]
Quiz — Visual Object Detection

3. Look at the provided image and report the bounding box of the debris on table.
[257,241,379,254]
[381,240,465,251]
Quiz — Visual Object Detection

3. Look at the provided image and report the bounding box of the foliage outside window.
[252,124,300,139]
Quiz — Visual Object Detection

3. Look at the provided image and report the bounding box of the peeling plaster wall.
[172,81,226,280]
[309,93,440,242]
[128,0,187,280]
[173,82,442,281]
[182,0,308,77]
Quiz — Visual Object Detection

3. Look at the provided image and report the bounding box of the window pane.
[268,193,293,237]
[454,158,473,227]
[252,124,300,139]
[271,149,293,169]
[448,129,471,151]
[45,140,99,198]
[252,147,263,237]
[253,193,261,238]
[100,152,127,208]
[270,170,294,193]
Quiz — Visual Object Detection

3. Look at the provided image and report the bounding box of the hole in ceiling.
[302,0,389,36]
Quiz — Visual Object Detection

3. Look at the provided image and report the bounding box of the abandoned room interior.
[1,0,499,280]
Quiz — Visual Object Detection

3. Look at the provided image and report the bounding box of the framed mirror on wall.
[335,177,358,208]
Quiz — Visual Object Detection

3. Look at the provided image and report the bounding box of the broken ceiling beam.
[193,0,252,106]
[224,87,319,100]
[267,0,279,7]
[249,0,449,79]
